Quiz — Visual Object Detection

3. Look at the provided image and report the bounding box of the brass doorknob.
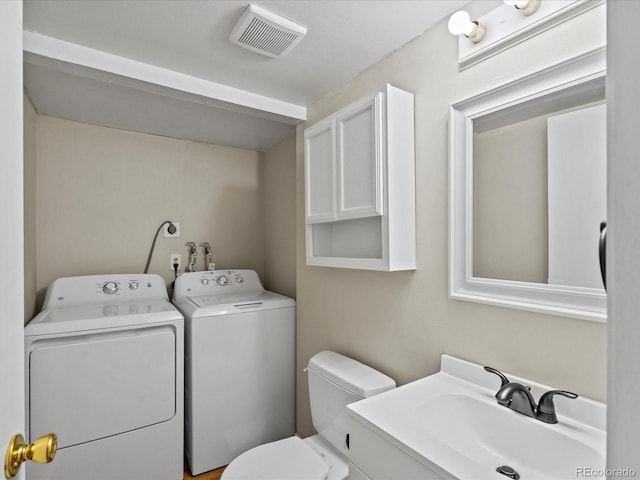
[4,433,57,478]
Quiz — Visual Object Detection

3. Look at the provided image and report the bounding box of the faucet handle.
[537,390,578,424]
[484,366,510,387]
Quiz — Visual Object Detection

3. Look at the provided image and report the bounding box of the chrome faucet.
[185,242,197,272]
[199,242,215,271]
[484,366,578,424]
[495,382,538,418]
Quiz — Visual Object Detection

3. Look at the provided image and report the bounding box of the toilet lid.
[222,436,330,480]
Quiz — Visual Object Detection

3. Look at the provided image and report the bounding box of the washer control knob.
[103,282,118,295]
[129,281,139,290]
[235,275,243,284]
[201,278,209,286]
[217,275,229,286]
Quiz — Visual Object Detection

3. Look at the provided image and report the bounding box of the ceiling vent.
[229,4,307,58]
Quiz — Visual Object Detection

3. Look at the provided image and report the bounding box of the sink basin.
[348,355,606,480]
[416,393,604,478]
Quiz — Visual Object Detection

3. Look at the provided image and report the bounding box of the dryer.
[24,274,183,480]
[172,270,295,476]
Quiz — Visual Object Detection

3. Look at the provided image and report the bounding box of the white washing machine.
[24,274,184,480]
[172,270,295,476]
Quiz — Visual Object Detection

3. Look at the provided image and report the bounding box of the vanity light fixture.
[448,10,486,43]
[452,0,604,70]
[504,0,541,16]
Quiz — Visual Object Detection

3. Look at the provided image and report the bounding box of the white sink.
[348,355,606,479]
[416,393,604,478]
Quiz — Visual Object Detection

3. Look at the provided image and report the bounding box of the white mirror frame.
[449,47,607,322]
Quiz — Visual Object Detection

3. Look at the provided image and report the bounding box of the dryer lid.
[25,299,182,336]
[222,437,329,480]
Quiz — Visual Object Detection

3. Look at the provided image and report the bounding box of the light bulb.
[448,10,486,43]
[504,0,540,16]
[448,11,476,37]
[504,0,529,7]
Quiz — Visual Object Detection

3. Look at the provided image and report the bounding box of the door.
[28,327,175,448]
[336,92,383,220]
[0,2,26,479]
[607,1,640,474]
[304,116,336,223]
[304,91,384,225]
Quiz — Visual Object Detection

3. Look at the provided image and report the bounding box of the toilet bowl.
[221,351,396,480]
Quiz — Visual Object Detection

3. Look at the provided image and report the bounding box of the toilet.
[221,351,396,480]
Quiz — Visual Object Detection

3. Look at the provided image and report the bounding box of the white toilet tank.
[307,351,395,458]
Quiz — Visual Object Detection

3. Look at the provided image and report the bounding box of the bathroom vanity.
[347,355,606,480]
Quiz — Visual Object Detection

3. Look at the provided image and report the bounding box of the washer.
[24,274,184,480]
[172,270,295,476]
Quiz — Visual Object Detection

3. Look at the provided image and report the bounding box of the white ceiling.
[23,0,467,151]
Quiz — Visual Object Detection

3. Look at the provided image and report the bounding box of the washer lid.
[188,290,265,307]
[184,290,295,317]
[222,437,329,480]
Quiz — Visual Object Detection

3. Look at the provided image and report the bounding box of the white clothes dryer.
[172,270,295,476]
[24,274,184,480]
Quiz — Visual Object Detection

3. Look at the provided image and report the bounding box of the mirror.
[449,48,606,322]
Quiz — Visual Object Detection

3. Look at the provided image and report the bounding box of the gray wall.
[295,1,606,435]
[33,115,266,310]
[263,136,297,299]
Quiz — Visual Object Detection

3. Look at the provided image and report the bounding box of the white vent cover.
[229,4,307,58]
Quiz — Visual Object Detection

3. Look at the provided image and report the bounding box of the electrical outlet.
[170,254,182,272]
[163,222,180,238]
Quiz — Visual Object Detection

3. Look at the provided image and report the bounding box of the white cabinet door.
[304,118,336,223]
[305,93,383,225]
[336,94,383,219]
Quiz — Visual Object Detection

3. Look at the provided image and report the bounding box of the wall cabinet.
[304,84,415,271]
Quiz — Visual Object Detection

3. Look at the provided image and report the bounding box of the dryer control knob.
[201,278,209,286]
[129,281,139,290]
[235,275,243,284]
[217,275,229,286]
[103,282,118,294]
